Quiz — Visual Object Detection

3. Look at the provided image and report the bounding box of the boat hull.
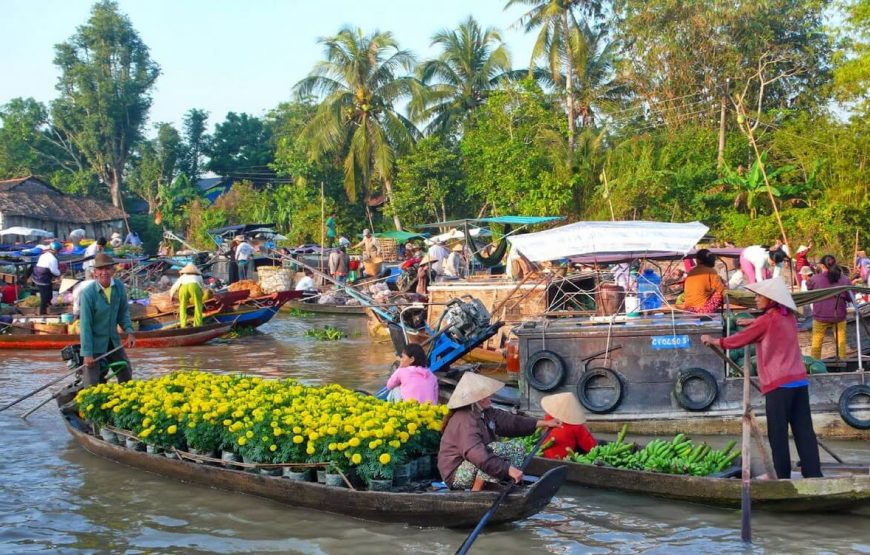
[283,300,367,315]
[62,413,565,527]
[0,322,231,349]
[527,456,870,512]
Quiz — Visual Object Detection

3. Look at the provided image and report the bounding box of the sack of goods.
[257,266,292,294]
[228,280,264,297]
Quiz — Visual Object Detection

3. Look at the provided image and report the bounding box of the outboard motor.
[441,298,492,344]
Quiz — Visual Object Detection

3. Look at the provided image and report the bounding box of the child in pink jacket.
[386,343,438,404]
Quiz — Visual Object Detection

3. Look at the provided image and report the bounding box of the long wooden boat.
[0,322,231,349]
[283,299,367,316]
[61,409,566,527]
[139,291,301,331]
[527,456,870,512]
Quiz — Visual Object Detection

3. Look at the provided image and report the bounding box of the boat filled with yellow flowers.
[62,371,565,527]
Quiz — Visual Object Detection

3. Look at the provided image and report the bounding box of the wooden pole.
[602,169,615,221]
[320,181,325,278]
[740,346,752,543]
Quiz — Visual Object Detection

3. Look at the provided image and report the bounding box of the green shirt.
[79,278,133,358]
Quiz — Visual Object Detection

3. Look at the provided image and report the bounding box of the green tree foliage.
[127,123,181,214]
[388,136,469,226]
[206,112,274,178]
[295,27,420,230]
[51,0,160,208]
[178,108,209,181]
[412,17,512,136]
[158,173,198,230]
[461,81,577,215]
[714,153,795,219]
[833,0,870,110]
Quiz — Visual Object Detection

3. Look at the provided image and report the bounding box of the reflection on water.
[0,313,867,554]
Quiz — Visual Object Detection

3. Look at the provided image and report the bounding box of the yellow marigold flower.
[245,430,254,439]
[238,437,247,446]
[293,435,304,444]
[270,444,277,452]
[328,443,337,451]
[223,419,232,426]
[351,453,362,465]
[167,425,177,434]
[348,437,360,447]
[389,440,400,449]
[306,446,315,455]
[379,453,391,465]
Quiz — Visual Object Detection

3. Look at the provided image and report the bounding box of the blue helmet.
[49,241,63,251]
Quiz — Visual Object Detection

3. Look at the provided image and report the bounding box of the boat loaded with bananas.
[523,426,870,512]
[62,371,565,527]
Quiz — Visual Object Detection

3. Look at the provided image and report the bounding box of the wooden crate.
[379,238,399,262]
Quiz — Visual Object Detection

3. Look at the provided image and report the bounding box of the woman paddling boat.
[438,372,562,489]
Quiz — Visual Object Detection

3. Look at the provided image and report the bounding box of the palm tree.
[505,0,602,149]
[295,27,420,230]
[567,23,624,128]
[411,16,512,136]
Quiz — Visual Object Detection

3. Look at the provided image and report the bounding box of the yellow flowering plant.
[75,371,448,478]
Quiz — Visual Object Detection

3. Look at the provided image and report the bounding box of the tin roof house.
[0,176,126,240]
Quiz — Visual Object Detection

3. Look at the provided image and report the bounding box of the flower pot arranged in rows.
[282,468,314,482]
[415,455,432,479]
[367,478,392,492]
[221,450,241,466]
[392,462,412,486]
[99,428,119,444]
[125,437,144,451]
[316,469,327,484]
[145,444,163,455]
[324,472,346,487]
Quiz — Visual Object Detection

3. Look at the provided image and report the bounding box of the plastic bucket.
[624,294,640,317]
[60,313,74,324]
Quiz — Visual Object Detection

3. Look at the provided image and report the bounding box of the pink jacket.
[719,307,807,394]
[386,365,438,404]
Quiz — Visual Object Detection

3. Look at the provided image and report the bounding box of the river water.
[1,313,867,554]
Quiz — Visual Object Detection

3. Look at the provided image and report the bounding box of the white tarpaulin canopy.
[425,227,490,246]
[0,226,53,237]
[507,220,709,262]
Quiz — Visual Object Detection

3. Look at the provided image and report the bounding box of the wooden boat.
[61,409,566,527]
[0,322,232,350]
[527,456,870,512]
[284,299,367,315]
[139,291,301,331]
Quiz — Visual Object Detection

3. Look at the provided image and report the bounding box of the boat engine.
[441,297,492,344]
[61,344,83,370]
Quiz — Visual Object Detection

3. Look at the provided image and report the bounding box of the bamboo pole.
[601,169,615,221]
[740,346,753,543]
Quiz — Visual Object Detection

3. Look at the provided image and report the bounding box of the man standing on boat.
[78,254,134,387]
[235,235,255,281]
[325,212,337,248]
[32,241,62,315]
[328,245,350,284]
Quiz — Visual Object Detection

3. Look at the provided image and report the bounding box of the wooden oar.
[706,343,848,465]
[0,346,123,413]
[740,348,752,543]
[455,432,550,555]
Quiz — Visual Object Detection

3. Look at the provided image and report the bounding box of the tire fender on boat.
[838,384,870,430]
[523,350,567,392]
[673,368,719,411]
[575,367,623,413]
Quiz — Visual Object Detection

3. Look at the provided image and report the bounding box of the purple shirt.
[385,366,439,404]
[806,272,851,322]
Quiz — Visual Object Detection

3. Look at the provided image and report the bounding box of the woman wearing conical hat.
[538,392,598,460]
[169,263,205,328]
[702,278,822,479]
[438,373,562,490]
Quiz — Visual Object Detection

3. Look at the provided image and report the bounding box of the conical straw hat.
[540,392,586,425]
[447,372,504,409]
[179,263,201,275]
[745,278,797,311]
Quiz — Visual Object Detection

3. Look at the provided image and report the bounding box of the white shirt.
[295,276,315,291]
[338,236,351,248]
[110,236,123,248]
[72,279,95,315]
[444,252,462,278]
[741,245,778,282]
[235,241,254,262]
[427,244,449,274]
[36,251,61,276]
[83,242,101,270]
[170,273,204,299]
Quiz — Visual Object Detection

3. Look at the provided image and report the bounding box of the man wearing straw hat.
[32,240,62,315]
[235,235,255,281]
[701,278,822,479]
[438,372,562,490]
[170,263,205,328]
[79,253,134,387]
[538,392,598,459]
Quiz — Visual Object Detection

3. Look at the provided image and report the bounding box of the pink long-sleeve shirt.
[385,365,439,404]
[718,307,807,394]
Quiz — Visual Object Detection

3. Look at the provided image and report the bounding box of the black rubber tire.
[838,384,870,430]
[673,368,719,411]
[523,350,566,392]
[575,367,623,414]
